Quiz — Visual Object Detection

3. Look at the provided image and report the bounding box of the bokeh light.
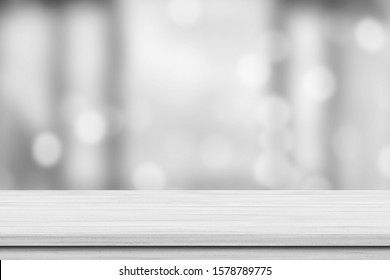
[32,132,63,168]
[355,17,386,53]
[300,64,337,102]
[237,53,272,89]
[74,110,108,144]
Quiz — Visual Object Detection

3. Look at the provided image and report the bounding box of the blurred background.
[0,0,390,190]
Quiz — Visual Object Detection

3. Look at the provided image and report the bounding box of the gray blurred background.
[0,0,389,190]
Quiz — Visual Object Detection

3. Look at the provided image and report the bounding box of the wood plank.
[1,247,390,260]
[1,191,390,246]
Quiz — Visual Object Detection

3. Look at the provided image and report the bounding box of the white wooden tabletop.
[0,191,390,246]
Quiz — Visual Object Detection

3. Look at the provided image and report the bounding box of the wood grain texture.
[1,191,390,246]
[2,247,390,260]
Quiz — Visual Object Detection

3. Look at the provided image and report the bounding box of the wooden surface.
[1,191,390,246]
[2,247,390,260]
